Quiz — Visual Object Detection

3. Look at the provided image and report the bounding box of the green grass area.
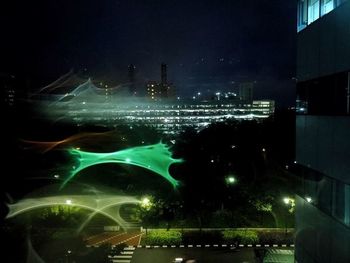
[140,228,294,245]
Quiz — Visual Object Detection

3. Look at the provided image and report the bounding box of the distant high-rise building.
[160,63,169,97]
[239,82,254,102]
[295,1,350,262]
[146,81,159,100]
[0,73,16,109]
[128,64,137,95]
[161,63,167,84]
[146,63,175,100]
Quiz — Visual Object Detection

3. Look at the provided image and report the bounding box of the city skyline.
[1,0,296,107]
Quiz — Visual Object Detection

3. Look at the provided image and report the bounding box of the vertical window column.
[297,0,309,31]
[347,72,350,114]
[308,0,320,24]
[321,0,334,15]
[345,184,350,226]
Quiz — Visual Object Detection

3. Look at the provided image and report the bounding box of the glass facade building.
[295,0,350,262]
[297,0,348,32]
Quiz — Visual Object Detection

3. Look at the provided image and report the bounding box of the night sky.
[1,0,296,107]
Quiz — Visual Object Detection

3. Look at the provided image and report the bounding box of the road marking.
[112,255,132,259]
[137,232,143,246]
[91,232,126,246]
[114,234,143,246]
[85,232,116,241]
[128,243,295,249]
[121,251,134,255]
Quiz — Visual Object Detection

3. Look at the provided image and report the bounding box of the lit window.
[321,0,334,15]
[308,0,320,24]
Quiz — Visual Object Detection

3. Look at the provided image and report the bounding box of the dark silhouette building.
[239,82,254,102]
[128,64,137,95]
[161,63,167,85]
[295,0,350,262]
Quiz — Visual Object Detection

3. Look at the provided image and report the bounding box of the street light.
[282,197,295,234]
[141,197,152,210]
[305,196,312,203]
[225,176,236,185]
[283,197,290,205]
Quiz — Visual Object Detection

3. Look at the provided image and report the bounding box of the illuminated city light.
[34,77,274,134]
[141,197,152,210]
[283,197,291,204]
[305,197,312,203]
[62,142,183,189]
[283,197,295,213]
[226,176,236,185]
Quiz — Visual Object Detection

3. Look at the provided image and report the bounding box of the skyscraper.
[145,63,175,100]
[295,0,350,262]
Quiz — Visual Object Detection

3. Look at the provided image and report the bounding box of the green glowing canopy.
[62,142,183,189]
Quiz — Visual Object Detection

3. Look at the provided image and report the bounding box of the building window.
[296,71,349,115]
[321,0,334,15]
[298,0,308,31]
[297,0,340,32]
[294,164,350,227]
[344,184,350,226]
[308,0,320,24]
[333,180,345,222]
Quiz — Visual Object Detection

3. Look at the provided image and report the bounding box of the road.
[131,247,256,263]
[85,231,142,247]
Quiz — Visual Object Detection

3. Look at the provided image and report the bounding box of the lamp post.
[222,176,237,210]
[282,197,295,234]
[141,197,153,235]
